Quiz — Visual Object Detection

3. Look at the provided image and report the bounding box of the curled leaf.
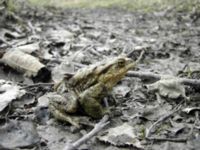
[0,80,25,112]
[1,50,51,81]
[147,76,187,99]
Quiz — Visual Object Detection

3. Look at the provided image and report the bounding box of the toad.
[49,55,136,127]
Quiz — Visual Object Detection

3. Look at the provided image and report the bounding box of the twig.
[146,122,193,143]
[127,45,150,58]
[88,46,107,59]
[27,21,36,35]
[127,71,200,87]
[19,83,54,89]
[127,71,161,80]
[0,37,11,47]
[63,115,110,150]
[135,50,145,65]
[145,111,175,138]
[71,44,93,61]
[145,105,182,138]
[146,137,187,142]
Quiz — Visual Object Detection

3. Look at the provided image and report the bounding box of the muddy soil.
[0,4,200,150]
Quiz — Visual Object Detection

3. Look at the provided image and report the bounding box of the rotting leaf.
[1,50,51,82]
[37,125,79,150]
[98,123,143,149]
[0,80,25,112]
[0,120,40,149]
[147,76,187,99]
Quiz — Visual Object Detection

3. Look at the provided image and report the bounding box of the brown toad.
[49,55,136,127]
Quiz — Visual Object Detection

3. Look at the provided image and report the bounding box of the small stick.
[0,38,11,47]
[127,45,150,58]
[146,137,187,142]
[63,115,110,150]
[27,21,36,35]
[146,122,194,143]
[127,71,200,87]
[127,71,161,80]
[145,111,175,138]
[135,50,145,65]
[145,105,182,138]
[19,83,54,89]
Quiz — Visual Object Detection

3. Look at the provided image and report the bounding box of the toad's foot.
[48,94,80,128]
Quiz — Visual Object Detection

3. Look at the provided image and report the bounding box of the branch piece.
[127,71,200,87]
[63,115,110,150]
[145,104,184,144]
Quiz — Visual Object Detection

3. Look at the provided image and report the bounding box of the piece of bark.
[1,50,51,82]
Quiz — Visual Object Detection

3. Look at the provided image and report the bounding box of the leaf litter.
[1,1,200,150]
[0,80,25,112]
[98,123,143,149]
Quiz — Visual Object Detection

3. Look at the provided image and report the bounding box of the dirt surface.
[1,3,200,150]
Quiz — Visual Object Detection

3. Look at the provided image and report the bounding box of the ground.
[0,1,200,150]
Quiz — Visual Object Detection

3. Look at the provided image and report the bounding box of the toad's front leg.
[78,83,110,119]
[48,94,80,128]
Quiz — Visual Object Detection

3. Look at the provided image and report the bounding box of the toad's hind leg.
[49,103,80,128]
[48,94,80,128]
[79,96,106,119]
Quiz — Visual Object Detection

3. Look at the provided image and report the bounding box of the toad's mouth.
[126,61,136,70]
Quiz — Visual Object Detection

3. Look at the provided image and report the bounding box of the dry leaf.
[147,76,187,99]
[0,80,25,112]
[98,123,143,149]
[0,120,40,149]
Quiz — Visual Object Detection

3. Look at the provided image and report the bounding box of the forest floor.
[0,1,200,150]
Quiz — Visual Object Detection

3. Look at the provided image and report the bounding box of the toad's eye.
[117,59,125,67]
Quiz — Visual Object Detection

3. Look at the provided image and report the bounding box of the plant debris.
[98,123,143,149]
[1,50,51,82]
[0,120,40,149]
[0,79,25,112]
[1,1,200,149]
[147,76,187,99]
